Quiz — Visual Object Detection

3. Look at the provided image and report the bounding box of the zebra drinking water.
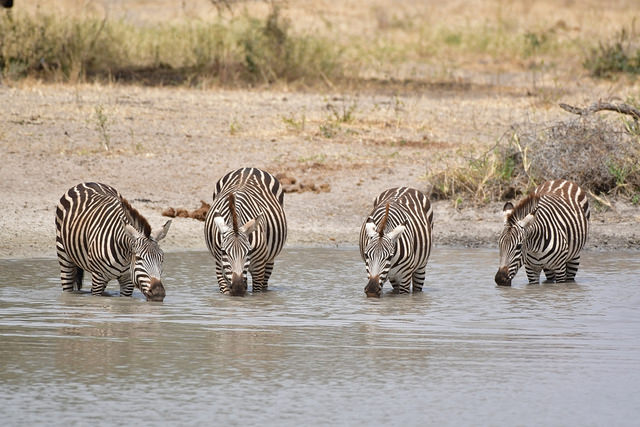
[495,179,590,286]
[55,182,171,301]
[204,168,287,296]
[359,187,433,297]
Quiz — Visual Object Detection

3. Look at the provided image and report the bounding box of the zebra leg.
[118,275,134,297]
[216,267,229,294]
[525,265,541,285]
[565,256,580,281]
[397,275,412,294]
[554,265,568,283]
[91,275,109,296]
[249,261,273,292]
[57,246,83,292]
[543,269,556,283]
[250,264,267,292]
[388,278,399,294]
[262,261,274,291]
[412,266,426,292]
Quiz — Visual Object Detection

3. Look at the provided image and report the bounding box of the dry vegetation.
[2,0,640,216]
[427,111,640,207]
[3,0,640,87]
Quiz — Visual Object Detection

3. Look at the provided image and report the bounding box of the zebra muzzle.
[146,277,166,301]
[230,272,247,296]
[365,277,381,298]
[494,267,512,287]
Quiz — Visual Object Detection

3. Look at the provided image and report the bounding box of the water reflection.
[497,281,588,312]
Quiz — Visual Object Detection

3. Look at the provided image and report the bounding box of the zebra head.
[495,202,536,286]
[212,196,262,296]
[362,206,406,297]
[124,220,171,301]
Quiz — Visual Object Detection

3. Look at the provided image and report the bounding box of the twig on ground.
[559,101,640,121]
[588,190,613,209]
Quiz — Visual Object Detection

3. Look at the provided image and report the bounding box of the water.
[1,248,639,426]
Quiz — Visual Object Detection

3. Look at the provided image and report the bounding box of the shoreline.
[1,84,638,261]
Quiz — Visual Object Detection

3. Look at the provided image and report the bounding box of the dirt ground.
[1,75,639,259]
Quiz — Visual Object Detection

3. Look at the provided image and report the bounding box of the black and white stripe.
[204,168,287,295]
[495,179,590,286]
[359,187,433,297]
[55,182,171,301]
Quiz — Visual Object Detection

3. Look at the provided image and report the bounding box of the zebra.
[55,182,171,301]
[204,168,287,296]
[359,187,433,297]
[495,179,590,286]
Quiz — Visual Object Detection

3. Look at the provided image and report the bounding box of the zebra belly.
[64,239,130,282]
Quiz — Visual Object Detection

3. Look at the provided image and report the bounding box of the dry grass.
[3,0,640,86]
[0,2,343,86]
[3,0,640,207]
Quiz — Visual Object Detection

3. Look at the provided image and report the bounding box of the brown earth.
[1,75,639,259]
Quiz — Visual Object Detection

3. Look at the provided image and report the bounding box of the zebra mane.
[377,203,390,236]
[120,196,151,238]
[228,193,239,233]
[507,193,540,224]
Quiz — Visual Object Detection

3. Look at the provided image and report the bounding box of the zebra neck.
[119,197,151,237]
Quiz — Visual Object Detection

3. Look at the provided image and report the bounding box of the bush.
[0,12,127,80]
[426,114,640,204]
[513,117,640,195]
[584,29,640,77]
[0,6,344,85]
[239,5,342,84]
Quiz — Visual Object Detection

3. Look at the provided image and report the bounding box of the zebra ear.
[240,212,263,235]
[213,212,230,234]
[503,201,514,223]
[124,223,144,240]
[152,220,171,242]
[239,218,257,235]
[386,224,406,243]
[365,217,377,238]
[518,212,536,228]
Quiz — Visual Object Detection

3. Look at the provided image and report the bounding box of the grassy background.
[3,0,640,86]
[2,0,640,204]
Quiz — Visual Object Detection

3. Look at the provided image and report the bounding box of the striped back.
[56,182,170,300]
[359,187,433,293]
[204,168,287,295]
[534,179,590,221]
[496,179,589,285]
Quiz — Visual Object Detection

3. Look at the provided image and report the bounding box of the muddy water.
[1,248,639,426]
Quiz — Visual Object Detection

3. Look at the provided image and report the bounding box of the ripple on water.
[1,248,639,426]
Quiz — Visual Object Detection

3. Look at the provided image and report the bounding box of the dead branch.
[559,101,640,121]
